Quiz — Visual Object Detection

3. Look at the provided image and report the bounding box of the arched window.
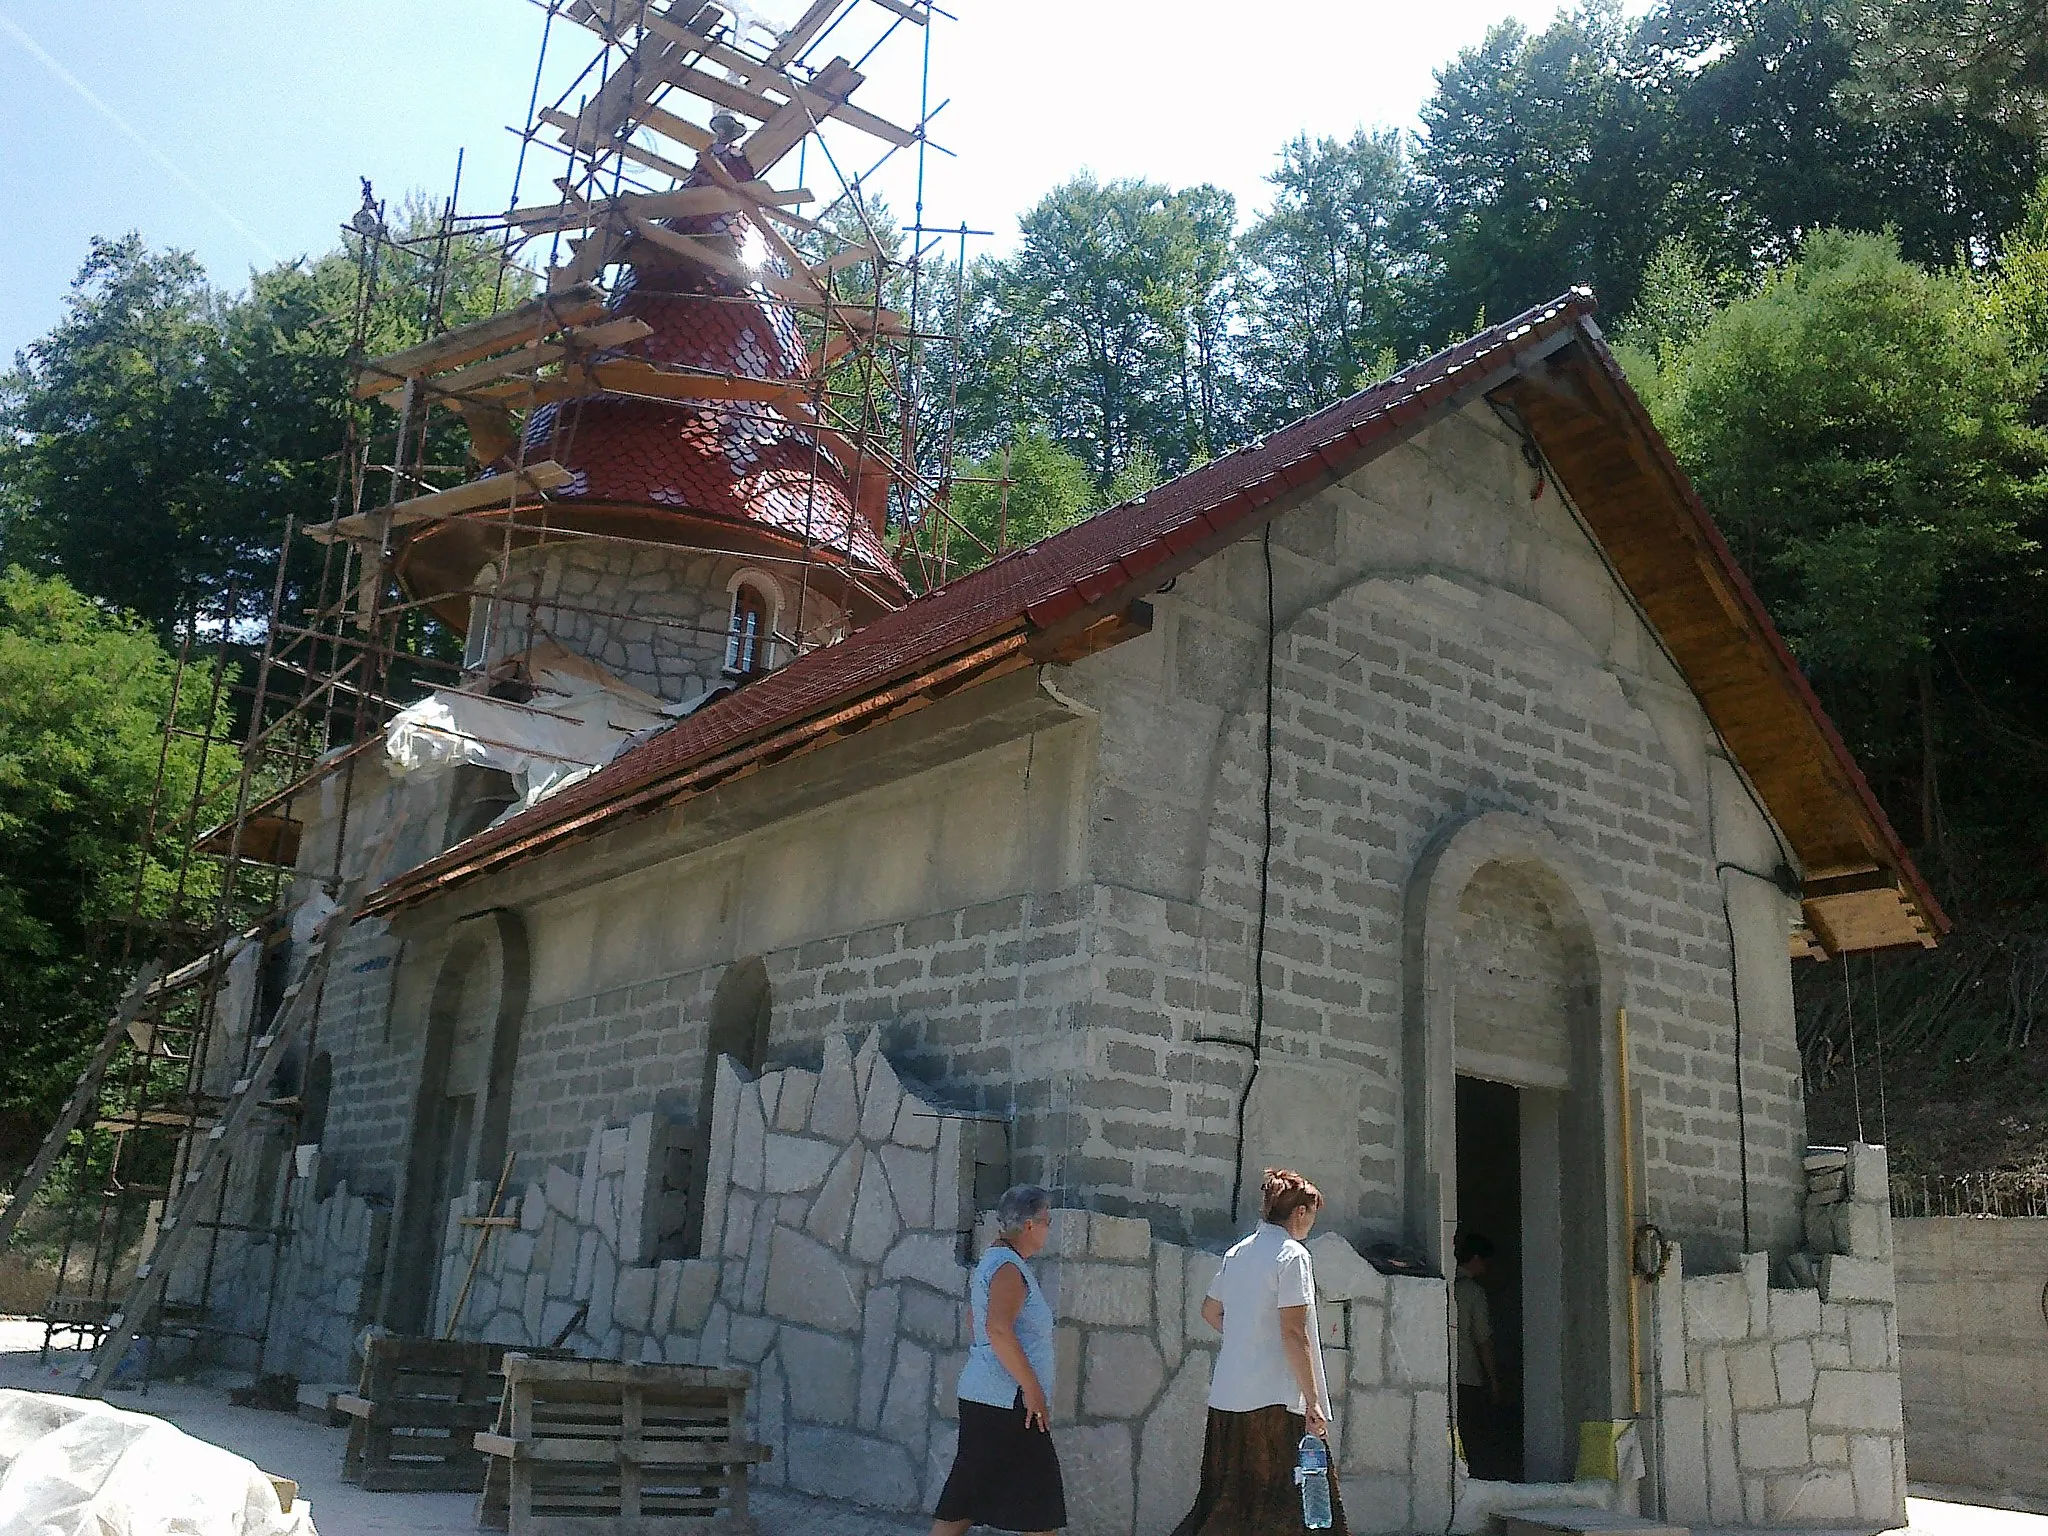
[725,583,771,677]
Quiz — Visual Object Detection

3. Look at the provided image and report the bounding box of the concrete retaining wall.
[1896,1214,2048,1496]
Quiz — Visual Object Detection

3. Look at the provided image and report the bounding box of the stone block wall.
[506,887,1093,1177]
[250,1027,1903,1534]
[1058,414,1810,1262]
[1652,1144,1905,1528]
[267,1165,391,1384]
[1895,1211,2048,1497]
[415,1030,1478,1535]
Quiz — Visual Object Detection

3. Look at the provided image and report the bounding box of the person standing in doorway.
[1454,1232,1509,1479]
[1171,1168,1348,1536]
[930,1184,1067,1536]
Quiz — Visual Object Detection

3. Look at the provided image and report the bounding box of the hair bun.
[1260,1167,1324,1224]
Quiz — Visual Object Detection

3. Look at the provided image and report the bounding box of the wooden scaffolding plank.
[373,317,654,409]
[355,288,607,398]
[742,57,865,176]
[765,0,844,68]
[0,963,161,1251]
[642,14,912,147]
[306,463,574,544]
[508,181,810,236]
[623,215,821,304]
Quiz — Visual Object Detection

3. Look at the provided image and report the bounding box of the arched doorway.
[1404,814,1627,1485]
[387,910,528,1333]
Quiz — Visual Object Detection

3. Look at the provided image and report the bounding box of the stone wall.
[1895,1212,2048,1497]
[505,886,1093,1172]
[250,1027,1904,1534]
[1651,1144,1906,1528]
[483,541,847,706]
[267,1164,391,1385]
[1055,408,1809,1262]
[414,1031,1485,1534]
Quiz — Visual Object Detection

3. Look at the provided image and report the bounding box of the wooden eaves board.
[1496,339,1943,954]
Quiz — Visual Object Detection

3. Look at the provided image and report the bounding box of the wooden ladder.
[76,864,380,1398]
[0,961,163,1252]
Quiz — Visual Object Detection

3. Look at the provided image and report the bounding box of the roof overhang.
[1493,332,1944,954]
[362,292,1944,955]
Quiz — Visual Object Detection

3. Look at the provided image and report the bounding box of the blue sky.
[0,1,1578,363]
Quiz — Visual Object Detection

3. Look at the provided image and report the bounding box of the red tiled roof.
[516,165,905,585]
[367,292,1594,913]
[364,288,1941,956]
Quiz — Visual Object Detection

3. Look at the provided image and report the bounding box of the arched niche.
[1402,811,1629,1474]
[683,956,773,1256]
[385,908,529,1333]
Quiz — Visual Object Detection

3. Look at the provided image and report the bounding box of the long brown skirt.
[1169,1405,1349,1536]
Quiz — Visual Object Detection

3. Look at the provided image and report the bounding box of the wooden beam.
[306,463,575,544]
[354,289,605,398]
[766,0,843,68]
[455,358,811,412]
[637,103,715,153]
[651,57,789,124]
[375,316,653,409]
[644,13,914,146]
[743,57,865,175]
[509,181,814,235]
[815,242,886,277]
[589,359,810,409]
[624,214,822,303]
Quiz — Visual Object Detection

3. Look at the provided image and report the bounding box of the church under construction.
[14,4,1939,1532]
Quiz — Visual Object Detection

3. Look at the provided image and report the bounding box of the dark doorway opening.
[1455,1074,1525,1482]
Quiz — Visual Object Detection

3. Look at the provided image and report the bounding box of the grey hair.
[995,1183,1051,1235]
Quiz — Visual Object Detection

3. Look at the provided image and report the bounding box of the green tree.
[1417,4,1701,329]
[1984,177,2048,392]
[1237,129,1431,429]
[0,569,236,1153]
[1843,0,2048,137]
[1655,0,2041,270]
[955,175,1239,489]
[1629,229,2048,862]
[0,205,523,642]
[932,431,1097,575]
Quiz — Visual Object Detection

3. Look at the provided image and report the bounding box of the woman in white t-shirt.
[1169,1168,1347,1535]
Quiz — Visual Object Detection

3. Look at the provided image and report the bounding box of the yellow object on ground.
[1574,1419,1643,1483]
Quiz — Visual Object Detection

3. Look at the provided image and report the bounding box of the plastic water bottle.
[1296,1433,1333,1529]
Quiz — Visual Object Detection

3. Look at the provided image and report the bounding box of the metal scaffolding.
[4,0,999,1390]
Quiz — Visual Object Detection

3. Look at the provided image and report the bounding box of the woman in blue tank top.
[930,1184,1067,1534]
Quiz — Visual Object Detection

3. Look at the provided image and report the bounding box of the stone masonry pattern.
[1652,1144,1906,1527]
[255,1030,1908,1536]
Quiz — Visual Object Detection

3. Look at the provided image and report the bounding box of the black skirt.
[933,1393,1068,1532]
[1169,1405,1349,1536]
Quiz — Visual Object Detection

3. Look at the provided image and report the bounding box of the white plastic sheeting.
[383,640,671,814]
[0,1389,315,1536]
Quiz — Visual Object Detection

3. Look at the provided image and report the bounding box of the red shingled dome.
[519,160,907,591]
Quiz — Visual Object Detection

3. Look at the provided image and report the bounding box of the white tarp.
[383,639,671,813]
[0,1389,315,1536]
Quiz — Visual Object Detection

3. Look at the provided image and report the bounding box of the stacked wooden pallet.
[476,1357,769,1533]
[338,1337,545,1492]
